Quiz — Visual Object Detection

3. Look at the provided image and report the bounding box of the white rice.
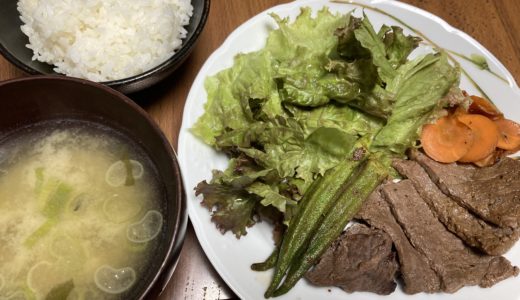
[17,0,193,82]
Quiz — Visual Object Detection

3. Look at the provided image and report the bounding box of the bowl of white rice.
[0,0,210,94]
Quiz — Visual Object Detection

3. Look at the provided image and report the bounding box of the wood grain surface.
[1,1,520,299]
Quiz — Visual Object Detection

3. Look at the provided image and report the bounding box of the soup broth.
[0,120,164,300]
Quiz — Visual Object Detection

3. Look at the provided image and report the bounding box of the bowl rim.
[0,0,211,88]
[0,75,188,300]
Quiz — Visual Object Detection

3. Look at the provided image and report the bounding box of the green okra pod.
[265,154,366,297]
[251,246,279,271]
[272,158,388,296]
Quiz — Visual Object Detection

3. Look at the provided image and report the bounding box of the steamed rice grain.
[17,0,193,82]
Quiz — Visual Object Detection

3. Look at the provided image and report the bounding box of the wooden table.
[1,0,519,299]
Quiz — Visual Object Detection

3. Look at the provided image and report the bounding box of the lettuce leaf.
[246,182,296,213]
[195,180,258,238]
[372,52,459,153]
[193,7,349,145]
[288,102,383,137]
[229,117,358,183]
[192,8,458,238]
[353,14,397,83]
[265,7,349,60]
[333,14,421,119]
[268,9,359,107]
[336,14,420,84]
[276,48,361,107]
[197,114,359,237]
[192,50,281,145]
[381,25,421,69]
[195,155,301,237]
[195,156,269,238]
[335,16,371,60]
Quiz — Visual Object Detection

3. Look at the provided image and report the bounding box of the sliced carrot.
[457,114,500,162]
[495,118,520,151]
[474,150,502,167]
[421,116,474,163]
[468,95,503,120]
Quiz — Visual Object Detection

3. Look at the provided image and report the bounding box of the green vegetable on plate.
[193,6,459,297]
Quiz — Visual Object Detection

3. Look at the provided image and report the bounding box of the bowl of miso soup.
[0,76,186,300]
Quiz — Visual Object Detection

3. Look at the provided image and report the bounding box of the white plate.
[178,0,520,299]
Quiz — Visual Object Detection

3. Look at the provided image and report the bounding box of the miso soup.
[0,120,164,300]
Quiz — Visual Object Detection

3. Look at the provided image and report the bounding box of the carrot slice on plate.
[457,114,500,162]
[420,116,474,163]
[473,150,502,167]
[495,118,520,151]
[468,95,503,120]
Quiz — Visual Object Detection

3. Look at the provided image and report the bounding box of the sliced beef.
[356,189,441,294]
[306,223,398,295]
[382,180,519,292]
[412,150,520,228]
[393,159,520,255]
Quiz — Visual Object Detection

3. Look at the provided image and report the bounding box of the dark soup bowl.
[0,76,186,299]
[0,0,210,94]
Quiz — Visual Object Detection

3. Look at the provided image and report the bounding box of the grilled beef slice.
[382,180,519,292]
[393,159,520,255]
[306,223,398,295]
[412,151,520,228]
[356,189,441,294]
